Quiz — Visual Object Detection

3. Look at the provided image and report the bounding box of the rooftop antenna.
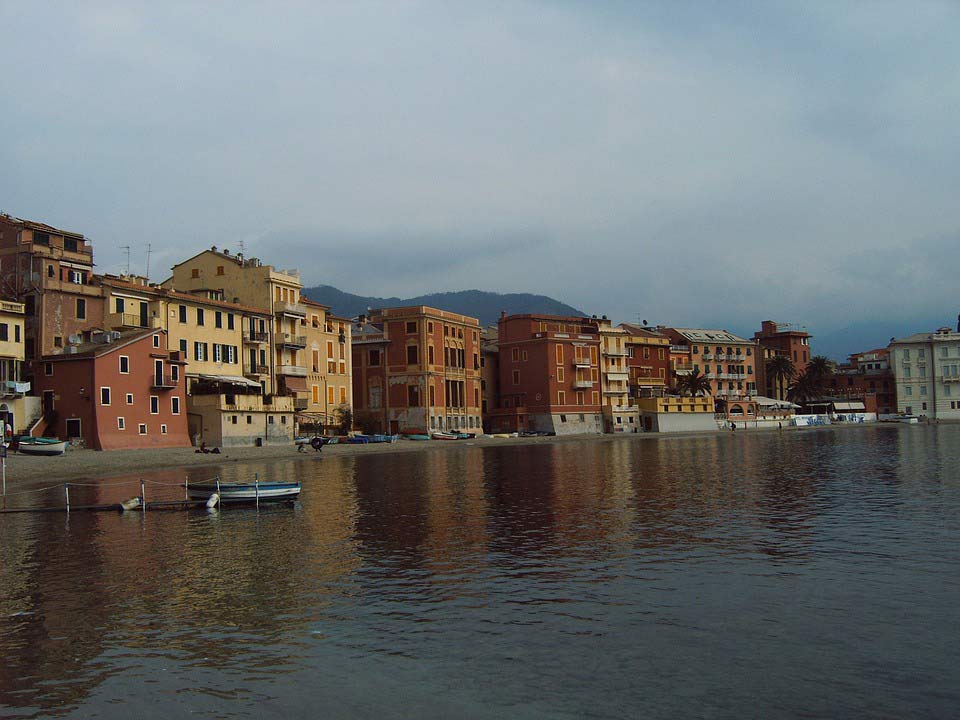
[121,245,131,275]
[145,243,152,281]
[238,239,245,256]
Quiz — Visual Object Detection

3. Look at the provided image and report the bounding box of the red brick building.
[753,320,812,399]
[351,306,482,435]
[619,323,671,398]
[0,214,103,362]
[822,348,895,416]
[489,313,602,435]
[33,329,189,450]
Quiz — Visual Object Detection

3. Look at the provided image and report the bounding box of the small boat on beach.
[431,431,459,440]
[403,434,431,441]
[186,476,301,502]
[17,437,68,456]
[369,434,399,443]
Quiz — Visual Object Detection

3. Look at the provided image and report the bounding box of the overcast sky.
[2,1,958,344]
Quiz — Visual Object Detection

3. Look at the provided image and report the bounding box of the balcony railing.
[572,359,591,368]
[275,301,307,317]
[151,375,178,390]
[278,364,308,377]
[1,380,30,395]
[294,398,310,411]
[276,333,307,348]
[605,372,630,382]
[243,330,269,343]
[572,379,593,389]
[245,364,269,376]
[603,349,629,357]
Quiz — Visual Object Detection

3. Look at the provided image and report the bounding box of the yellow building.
[0,300,38,435]
[597,318,638,432]
[636,395,716,433]
[164,247,307,398]
[301,298,353,431]
[98,276,292,446]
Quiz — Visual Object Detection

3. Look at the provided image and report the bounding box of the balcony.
[572,359,591,369]
[672,363,694,375]
[633,376,665,387]
[151,374,178,390]
[603,389,627,396]
[277,364,308,377]
[572,379,593,389]
[276,333,307,349]
[943,375,960,383]
[1,380,30,396]
[294,398,310,411]
[245,364,270,376]
[243,330,269,344]
[606,371,630,382]
[603,349,629,357]
[106,312,161,330]
[701,352,713,360]
[275,301,306,317]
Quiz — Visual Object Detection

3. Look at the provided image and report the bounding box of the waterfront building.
[302,298,353,431]
[0,214,102,361]
[636,395,716,433]
[0,299,39,435]
[479,326,500,431]
[753,320,813,400]
[822,348,895,416]
[659,327,758,399]
[32,329,190,450]
[490,313,602,435]
[351,306,482,435]
[619,323,671,398]
[597,318,638,432]
[889,324,960,419]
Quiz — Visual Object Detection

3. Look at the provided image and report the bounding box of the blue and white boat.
[186,477,301,502]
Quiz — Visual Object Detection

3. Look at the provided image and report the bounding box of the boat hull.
[17,440,67,456]
[186,482,301,501]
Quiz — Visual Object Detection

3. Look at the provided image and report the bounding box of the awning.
[833,401,866,411]
[283,376,309,392]
[198,374,261,388]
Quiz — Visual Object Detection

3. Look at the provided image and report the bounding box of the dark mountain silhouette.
[302,285,584,326]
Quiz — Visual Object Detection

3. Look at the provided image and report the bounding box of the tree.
[787,369,821,405]
[676,368,713,397]
[806,355,833,380]
[766,354,795,400]
[334,404,353,435]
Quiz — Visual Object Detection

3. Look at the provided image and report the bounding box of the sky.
[1,1,958,355]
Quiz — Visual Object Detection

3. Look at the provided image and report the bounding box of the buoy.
[206,493,220,509]
[120,497,142,512]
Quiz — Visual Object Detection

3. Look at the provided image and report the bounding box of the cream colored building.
[890,326,960,420]
[597,318,638,432]
[98,275,292,446]
[302,298,353,431]
[0,300,39,435]
[636,395,716,433]
[164,248,307,398]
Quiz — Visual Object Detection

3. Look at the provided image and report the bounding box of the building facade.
[597,318,638,432]
[490,313,602,435]
[351,306,482,435]
[0,300,38,435]
[620,323,671,399]
[822,348,895,416]
[302,299,353,431]
[890,325,960,419]
[660,327,758,399]
[753,320,813,400]
[32,329,190,450]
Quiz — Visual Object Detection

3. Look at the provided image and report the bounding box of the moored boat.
[403,434,430,441]
[431,431,459,440]
[185,477,301,502]
[17,437,68,456]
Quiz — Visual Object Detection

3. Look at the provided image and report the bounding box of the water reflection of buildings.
[0,457,362,715]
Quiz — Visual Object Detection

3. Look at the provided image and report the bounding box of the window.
[558,390,565,405]
[45,362,53,376]
[139,423,147,435]
[0,324,6,342]
[215,311,223,328]
[340,387,346,403]
[161,424,168,434]
[246,415,252,424]
[268,415,275,424]
[100,387,111,406]
[428,322,434,333]
[179,305,187,323]
[117,417,126,430]
[179,339,187,355]
[920,386,928,396]
[922,402,928,411]
[407,345,419,364]
[150,396,159,414]
[172,397,181,414]
[191,268,199,278]
[171,365,179,382]
[14,325,19,343]
[406,321,417,334]
[196,308,204,326]
[194,342,208,362]
[408,385,421,407]
[153,334,160,348]
[119,356,130,374]
[216,265,225,275]
[428,346,435,364]
[54,336,63,348]
[905,386,913,396]
[560,414,567,423]
[513,370,520,385]
[214,344,222,363]
[227,313,234,330]
[328,386,335,404]
[76,298,86,320]
[369,349,380,366]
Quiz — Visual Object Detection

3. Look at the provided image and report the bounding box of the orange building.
[351,306,482,435]
[489,313,602,435]
[753,320,812,399]
[660,327,758,399]
[619,323,671,398]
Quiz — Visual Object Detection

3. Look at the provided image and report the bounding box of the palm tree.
[676,368,713,397]
[806,355,833,380]
[787,369,821,405]
[766,354,795,401]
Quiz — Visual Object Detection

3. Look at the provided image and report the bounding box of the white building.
[889,325,960,419]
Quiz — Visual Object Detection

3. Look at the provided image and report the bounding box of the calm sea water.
[1,425,959,719]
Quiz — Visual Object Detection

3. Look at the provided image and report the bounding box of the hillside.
[301,285,584,326]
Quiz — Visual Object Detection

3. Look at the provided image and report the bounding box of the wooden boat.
[370,434,399,443]
[186,477,301,502]
[348,434,370,444]
[403,434,430,441]
[431,431,459,440]
[17,437,68,456]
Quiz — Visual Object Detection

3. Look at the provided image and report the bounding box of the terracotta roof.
[99,276,269,315]
[3,215,85,238]
[301,297,332,310]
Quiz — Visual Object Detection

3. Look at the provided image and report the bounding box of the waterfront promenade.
[4,422,875,484]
